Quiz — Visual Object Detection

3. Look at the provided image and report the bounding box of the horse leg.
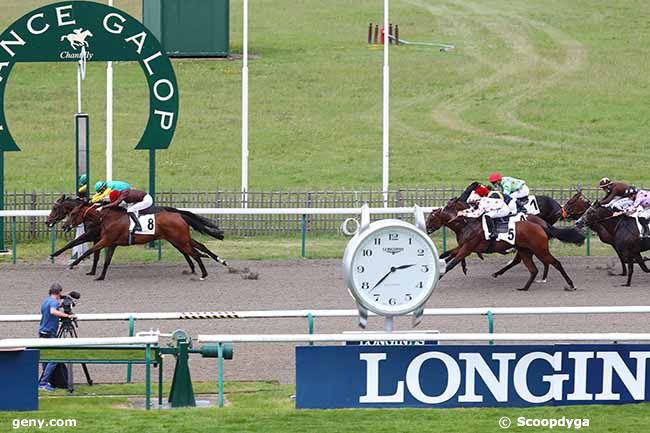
[634,255,650,273]
[87,249,101,276]
[69,240,108,269]
[492,254,522,279]
[51,231,95,258]
[95,246,116,281]
[615,251,628,276]
[515,249,538,291]
[535,249,575,291]
[191,239,228,267]
[170,239,208,280]
[624,261,634,287]
[443,246,473,274]
[181,253,196,275]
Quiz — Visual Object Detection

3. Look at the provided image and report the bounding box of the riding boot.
[641,218,650,237]
[516,198,527,213]
[485,216,497,240]
[129,212,141,234]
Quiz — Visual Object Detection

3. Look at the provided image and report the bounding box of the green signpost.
[0,1,179,251]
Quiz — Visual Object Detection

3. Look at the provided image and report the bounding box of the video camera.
[60,291,81,316]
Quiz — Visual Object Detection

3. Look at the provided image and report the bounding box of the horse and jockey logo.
[61,28,93,50]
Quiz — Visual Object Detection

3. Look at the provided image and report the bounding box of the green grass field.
[0,382,649,433]
[2,0,650,192]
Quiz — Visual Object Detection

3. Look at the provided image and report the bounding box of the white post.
[382,0,390,207]
[241,0,249,208]
[106,0,114,182]
[76,60,82,113]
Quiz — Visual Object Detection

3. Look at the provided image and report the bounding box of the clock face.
[347,222,439,315]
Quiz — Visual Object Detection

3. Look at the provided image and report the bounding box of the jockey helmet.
[488,172,503,183]
[95,181,107,193]
[109,190,121,202]
[488,191,504,200]
[598,177,612,189]
[78,174,87,185]
[475,185,490,197]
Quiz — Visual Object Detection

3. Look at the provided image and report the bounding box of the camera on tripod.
[60,291,81,323]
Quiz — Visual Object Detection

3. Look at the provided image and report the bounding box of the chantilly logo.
[382,247,404,255]
[60,28,94,60]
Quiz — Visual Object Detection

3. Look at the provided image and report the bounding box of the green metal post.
[158,353,163,406]
[157,240,162,261]
[487,310,494,345]
[50,225,56,262]
[168,340,196,407]
[148,149,156,249]
[586,227,591,256]
[217,343,224,408]
[0,151,5,252]
[11,216,16,264]
[145,344,151,411]
[442,226,447,253]
[126,316,134,383]
[301,214,307,258]
[307,312,314,346]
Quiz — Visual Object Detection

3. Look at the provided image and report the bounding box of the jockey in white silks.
[618,188,650,237]
[460,186,513,240]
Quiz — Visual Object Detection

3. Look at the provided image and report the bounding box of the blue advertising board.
[296,344,650,409]
[0,349,39,411]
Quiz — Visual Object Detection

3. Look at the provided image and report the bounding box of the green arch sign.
[0,0,179,151]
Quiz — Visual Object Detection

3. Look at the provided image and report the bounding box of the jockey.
[466,185,491,207]
[489,172,529,211]
[599,177,635,211]
[77,174,88,200]
[460,187,512,240]
[99,188,153,234]
[618,187,650,237]
[91,180,132,204]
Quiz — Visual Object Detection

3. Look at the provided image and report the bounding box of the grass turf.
[1,0,650,192]
[0,382,648,432]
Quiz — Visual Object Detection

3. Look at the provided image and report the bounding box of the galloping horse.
[427,198,578,291]
[576,204,650,286]
[47,195,219,277]
[63,202,227,281]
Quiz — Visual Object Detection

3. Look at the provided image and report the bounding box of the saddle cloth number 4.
[129,215,156,235]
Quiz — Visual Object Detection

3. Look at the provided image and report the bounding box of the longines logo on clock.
[382,247,404,255]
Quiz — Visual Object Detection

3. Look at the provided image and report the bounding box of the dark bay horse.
[576,204,650,286]
[427,199,577,291]
[46,196,215,277]
[63,203,227,281]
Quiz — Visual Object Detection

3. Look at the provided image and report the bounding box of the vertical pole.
[76,63,82,114]
[382,0,390,208]
[149,149,156,249]
[307,312,314,346]
[126,315,134,383]
[0,151,5,252]
[487,310,494,345]
[217,343,225,408]
[107,0,114,181]
[301,214,306,257]
[241,0,249,208]
[50,225,56,261]
[11,216,16,264]
[158,354,163,406]
[145,344,151,410]
[586,227,591,256]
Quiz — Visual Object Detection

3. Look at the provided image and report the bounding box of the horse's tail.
[162,207,225,240]
[546,225,585,245]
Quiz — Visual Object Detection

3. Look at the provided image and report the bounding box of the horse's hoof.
[86,272,95,276]
[621,284,631,287]
[182,270,195,275]
[492,273,499,279]
[517,287,530,291]
[222,261,228,267]
[200,277,206,281]
[95,277,105,281]
[535,279,547,283]
[564,286,576,292]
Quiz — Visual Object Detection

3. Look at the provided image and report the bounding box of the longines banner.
[0,1,178,151]
[296,344,650,409]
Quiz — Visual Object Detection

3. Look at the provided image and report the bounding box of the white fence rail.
[0,336,158,349]
[0,206,438,218]
[2,306,650,323]
[198,333,650,343]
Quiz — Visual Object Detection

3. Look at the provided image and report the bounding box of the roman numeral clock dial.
[343,218,444,323]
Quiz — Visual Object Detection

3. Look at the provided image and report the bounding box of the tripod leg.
[81,364,93,386]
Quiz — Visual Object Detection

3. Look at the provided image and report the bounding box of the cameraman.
[38,283,74,391]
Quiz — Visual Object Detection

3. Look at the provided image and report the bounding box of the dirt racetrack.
[2,256,650,385]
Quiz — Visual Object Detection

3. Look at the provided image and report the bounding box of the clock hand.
[371,266,396,291]
[370,264,417,291]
